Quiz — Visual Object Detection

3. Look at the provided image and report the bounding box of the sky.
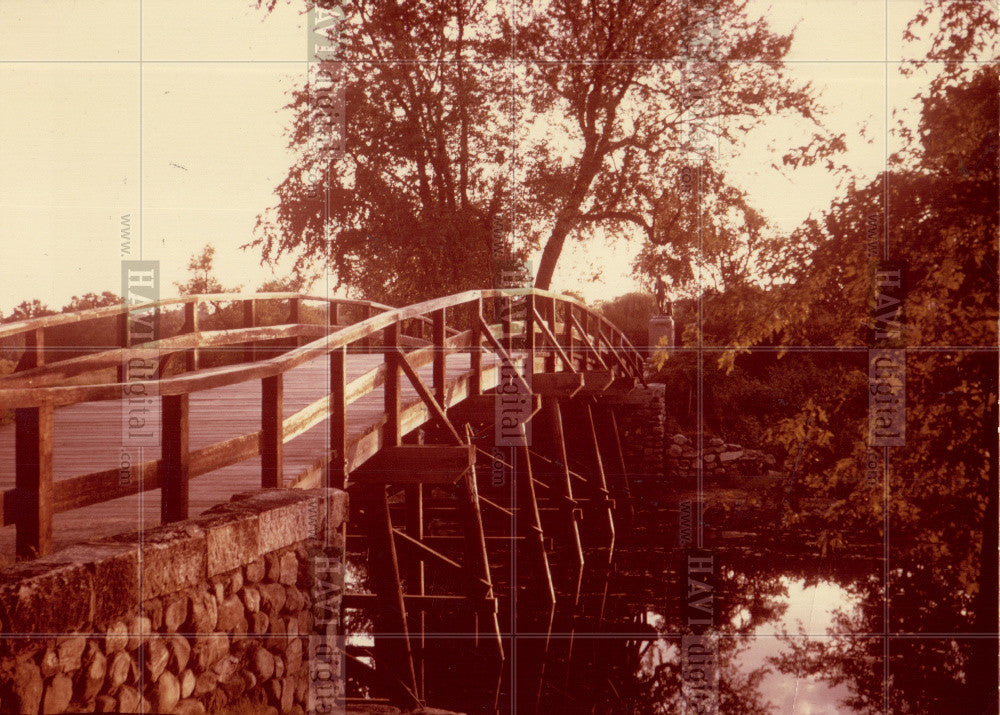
[0,0,934,314]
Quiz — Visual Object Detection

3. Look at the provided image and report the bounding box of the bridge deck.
[0,349,496,564]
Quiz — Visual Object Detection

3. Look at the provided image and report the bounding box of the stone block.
[168,635,192,672]
[245,560,266,584]
[0,558,94,635]
[145,639,169,682]
[258,500,310,555]
[42,673,72,714]
[216,595,244,633]
[56,542,140,628]
[106,651,130,692]
[195,508,259,578]
[155,670,180,713]
[132,524,207,600]
[180,669,196,699]
[56,636,86,672]
[164,595,188,633]
[278,553,299,586]
[78,643,107,701]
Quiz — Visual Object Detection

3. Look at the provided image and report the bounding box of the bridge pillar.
[14,404,53,559]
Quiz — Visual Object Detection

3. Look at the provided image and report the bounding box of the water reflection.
[342,483,995,713]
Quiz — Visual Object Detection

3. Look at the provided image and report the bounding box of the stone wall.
[667,433,778,483]
[614,383,666,484]
[0,488,347,715]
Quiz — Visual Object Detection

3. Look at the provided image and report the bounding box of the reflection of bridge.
[0,289,649,711]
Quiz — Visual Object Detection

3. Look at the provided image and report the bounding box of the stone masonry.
[667,433,778,483]
[0,488,347,715]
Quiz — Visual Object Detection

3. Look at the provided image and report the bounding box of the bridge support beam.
[364,485,419,706]
[261,374,283,488]
[561,399,615,554]
[15,404,53,559]
[591,403,634,533]
[161,394,190,524]
[530,396,585,603]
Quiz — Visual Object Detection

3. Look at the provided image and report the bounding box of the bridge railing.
[0,289,644,559]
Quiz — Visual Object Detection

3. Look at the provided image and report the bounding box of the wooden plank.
[261,374,283,488]
[576,370,616,395]
[161,394,190,524]
[543,297,557,374]
[0,323,333,389]
[531,372,584,397]
[14,404,53,558]
[353,445,474,485]
[446,393,540,424]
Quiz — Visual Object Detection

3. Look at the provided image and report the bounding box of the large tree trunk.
[534,154,604,290]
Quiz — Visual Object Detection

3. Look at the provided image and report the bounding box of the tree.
[4,299,55,323]
[62,292,121,312]
[756,63,998,714]
[175,245,240,296]
[251,0,841,304]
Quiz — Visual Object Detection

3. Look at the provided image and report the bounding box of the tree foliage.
[251,0,840,303]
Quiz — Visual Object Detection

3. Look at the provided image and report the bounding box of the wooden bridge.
[0,289,649,711]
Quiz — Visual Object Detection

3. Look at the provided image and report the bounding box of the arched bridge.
[0,289,650,711]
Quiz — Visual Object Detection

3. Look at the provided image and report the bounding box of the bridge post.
[361,304,374,353]
[329,299,341,328]
[563,303,575,370]
[542,297,556,373]
[364,485,419,704]
[531,397,585,601]
[117,309,129,382]
[261,374,284,488]
[591,403,634,533]
[288,296,302,347]
[431,308,446,405]
[562,400,615,553]
[525,293,536,377]
[243,299,257,362]
[161,393,190,523]
[384,321,401,442]
[16,327,45,373]
[470,298,482,396]
[14,403,53,559]
[184,300,199,372]
[328,346,347,490]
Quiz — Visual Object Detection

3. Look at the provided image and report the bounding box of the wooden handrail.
[0,288,644,559]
